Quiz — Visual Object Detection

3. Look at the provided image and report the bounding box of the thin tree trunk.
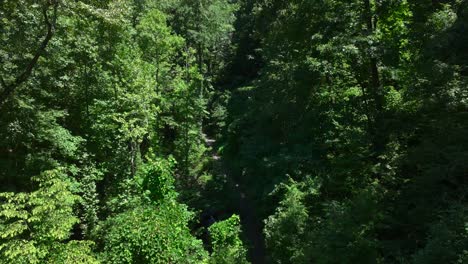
[364,0,385,156]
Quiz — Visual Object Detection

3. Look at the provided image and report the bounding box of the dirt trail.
[204,134,266,264]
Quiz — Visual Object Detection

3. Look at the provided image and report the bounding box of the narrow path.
[203,134,266,264]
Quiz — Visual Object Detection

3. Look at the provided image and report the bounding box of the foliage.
[1,0,466,263]
[264,179,310,263]
[102,202,208,264]
[138,157,177,202]
[0,169,98,263]
[209,215,249,264]
[218,0,468,263]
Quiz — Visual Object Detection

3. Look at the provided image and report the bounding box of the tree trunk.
[364,0,385,156]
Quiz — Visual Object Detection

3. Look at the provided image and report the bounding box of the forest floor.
[204,134,266,264]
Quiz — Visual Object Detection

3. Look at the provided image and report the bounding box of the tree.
[209,215,249,264]
[264,180,309,263]
[0,0,59,108]
[102,203,208,263]
[0,169,98,263]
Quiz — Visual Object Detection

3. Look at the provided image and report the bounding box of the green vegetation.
[1,0,467,263]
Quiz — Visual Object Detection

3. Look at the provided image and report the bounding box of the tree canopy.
[1,0,467,263]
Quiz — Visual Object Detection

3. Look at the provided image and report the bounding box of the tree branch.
[0,1,58,109]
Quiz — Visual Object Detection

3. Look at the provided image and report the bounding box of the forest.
[0,0,467,263]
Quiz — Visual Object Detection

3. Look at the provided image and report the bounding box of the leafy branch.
[0,0,59,109]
